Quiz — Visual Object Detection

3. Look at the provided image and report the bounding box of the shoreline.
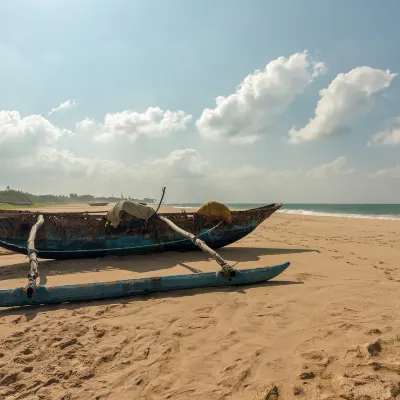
[1,201,400,221]
[278,209,400,221]
[167,205,400,221]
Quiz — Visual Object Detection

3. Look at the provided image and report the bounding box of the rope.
[27,249,38,257]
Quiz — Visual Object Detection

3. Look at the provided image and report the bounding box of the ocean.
[164,203,400,220]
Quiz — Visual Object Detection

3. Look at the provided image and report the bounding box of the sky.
[1,0,400,203]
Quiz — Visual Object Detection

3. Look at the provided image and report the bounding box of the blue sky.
[0,0,399,203]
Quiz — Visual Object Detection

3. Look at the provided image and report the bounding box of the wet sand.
[0,205,399,399]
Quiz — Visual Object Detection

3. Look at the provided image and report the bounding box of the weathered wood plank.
[158,215,236,279]
[25,215,44,298]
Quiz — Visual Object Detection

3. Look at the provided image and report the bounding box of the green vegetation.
[0,202,61,210]
[0,187,156,210]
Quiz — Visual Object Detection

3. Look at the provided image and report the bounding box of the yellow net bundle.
[196,201,232,224]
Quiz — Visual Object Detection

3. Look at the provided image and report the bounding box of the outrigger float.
[0,189,290,307]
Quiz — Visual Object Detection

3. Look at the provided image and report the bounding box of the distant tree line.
[0,187,156,205]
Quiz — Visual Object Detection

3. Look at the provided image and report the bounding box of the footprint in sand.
[365,328,382,335]
[293,333,400,399]
[295,273,326,282]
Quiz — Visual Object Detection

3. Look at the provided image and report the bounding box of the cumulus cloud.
[289,67,397,143]
[144,149,209,178]
[21,147,132,179]
[76,118,96,132]
[0,109,254,198]
[369,165,400,179]
[3,145,211,193]
[0,108,204,188]
[263,158,354,181]
[368,117,400,146]
[0,110,70,157]
[196,50,325,144]
[48,99,78,116]
[307,156,354,179]
[77,107,192,143]
[4,147,145,196]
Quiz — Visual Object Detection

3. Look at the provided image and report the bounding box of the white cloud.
[0,110,70,157]
[48,99,78,116]
[289,67,397,144]
[196,50,325,144]
[369,165,400,179]
[144,149,209,178]
[307,156,355,179]
[4,145,211,193]
[228,135,261,145]
[77,107,192,143]
[202,165,265,201]
[368,117,400,146]
[262,158,354,181]
[4,147,146,196]
[76,118,96,132]
[265,158,354,182]
[214,165,263,180]
[20,147,132,179]
[311,62,327,79]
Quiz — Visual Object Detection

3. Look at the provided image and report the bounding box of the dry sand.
[0,205,399,399]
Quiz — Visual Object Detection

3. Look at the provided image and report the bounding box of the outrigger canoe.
[0,262,290,307]
[0,203,282,260]
[0,202,290,307]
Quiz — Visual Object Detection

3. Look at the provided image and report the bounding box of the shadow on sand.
[0,246,317,282]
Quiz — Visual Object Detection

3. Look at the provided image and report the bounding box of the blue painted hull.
[0,262,290,307]
[0,203,281,259]
[0,227,253,259]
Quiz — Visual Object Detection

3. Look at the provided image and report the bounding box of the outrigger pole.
[158,216,236,280]
[154,186,236,280]
[25,214,44,298]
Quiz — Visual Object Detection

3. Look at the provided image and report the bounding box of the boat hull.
[0,203,281,259]
[0,262,290,307]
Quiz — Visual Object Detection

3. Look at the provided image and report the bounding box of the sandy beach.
[0,206,399,400]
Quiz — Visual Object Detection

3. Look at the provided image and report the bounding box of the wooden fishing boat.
[0,262,290,307]
[0,200,288,305]
[87,202,109,206]
[0,203,282,260]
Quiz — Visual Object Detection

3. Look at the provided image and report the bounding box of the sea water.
[165,203,400,221]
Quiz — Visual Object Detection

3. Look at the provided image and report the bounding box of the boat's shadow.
[0,246,317,282]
